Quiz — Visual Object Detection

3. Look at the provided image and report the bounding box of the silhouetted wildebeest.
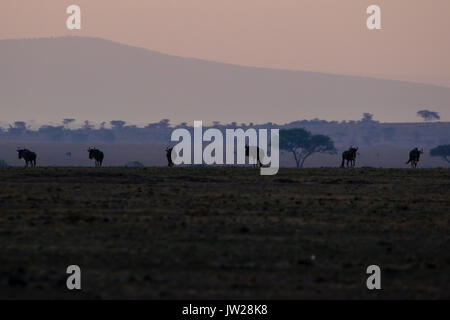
[406,147,423,168]
[245,145,264,167]
[166,147,174,167]
[341,146,358,167]
[17,148,37,167]
[88,147,104,167]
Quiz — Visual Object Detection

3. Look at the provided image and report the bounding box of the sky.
[1,0,450,87]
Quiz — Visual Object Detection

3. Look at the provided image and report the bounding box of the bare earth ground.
[0,167,449,299]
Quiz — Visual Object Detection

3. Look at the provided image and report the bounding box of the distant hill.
[1,36,450,124]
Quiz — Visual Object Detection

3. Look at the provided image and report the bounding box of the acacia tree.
[430,145,450,164]
[280,128,336,168]
[417,110,440,122]
[110,120,126,129]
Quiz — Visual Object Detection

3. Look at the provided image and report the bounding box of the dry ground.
[0,167,449,299]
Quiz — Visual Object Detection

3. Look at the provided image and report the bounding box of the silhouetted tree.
[8,121,27,135]
[63,118,75,127]
[361,113,375,122]
[110,120,126,129]
[82,120,94,130]
[430,145,450,164]
[280,128,336,168]
[159,119,170,128]
[417,110,440,122]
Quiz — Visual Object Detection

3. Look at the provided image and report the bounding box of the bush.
[0,159,8,167]
[430,145,450,164]
[125,161,144,167]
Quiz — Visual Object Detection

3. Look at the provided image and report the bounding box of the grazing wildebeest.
[166,147,174,167]
[245,145,264,167]
[88,147,104,167]
[17,148,37,167]
[406,147,423,168]
[341,146,358,168]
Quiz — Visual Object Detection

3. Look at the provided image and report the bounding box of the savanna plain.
[0,167,449,299]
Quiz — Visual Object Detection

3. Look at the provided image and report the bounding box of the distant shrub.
[0,159,8,167]
[125,161,144,167]
[430,145,450,164]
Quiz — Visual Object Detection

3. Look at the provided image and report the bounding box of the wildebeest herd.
[14,145,425,168]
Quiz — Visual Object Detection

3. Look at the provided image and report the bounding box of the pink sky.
[1,0,450,87]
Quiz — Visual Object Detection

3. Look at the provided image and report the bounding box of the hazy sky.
[2,0,450,87]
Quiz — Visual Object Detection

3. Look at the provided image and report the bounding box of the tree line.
[0,115,448,146]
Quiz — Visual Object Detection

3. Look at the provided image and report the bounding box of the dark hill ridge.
[1,36,450,124]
